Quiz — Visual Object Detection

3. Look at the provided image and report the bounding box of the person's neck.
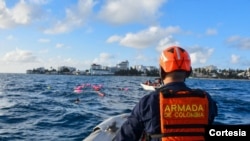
[163,77,184,84]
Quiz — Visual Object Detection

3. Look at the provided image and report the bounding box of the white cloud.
[227,35,240,42]
[28,0,49,5]
[98,0,166,25]
[156,36,180,52]
[38,38,50,43]
[106,35,122,43]
[12,0,32,24]
[2,48,37,63]
[231,54,240,64]
[107,26,181,49]
[32,56,91,71]
[135,54,147,61]
[38,49,49,54]
[134,54,154,63]
[0,0,43,29]
[206,28,217,35]
[93,52,115,66]
[44,0,96,34]
[226,36,250,50]
[6,35,14,40]
[100,52,114,60]
[188,46,214,64]
[55,43,64,48]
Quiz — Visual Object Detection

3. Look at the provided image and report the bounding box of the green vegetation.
[27,66,250,80]
[192,67,250,79]
[114,67,159,76]
[115,67,250,79]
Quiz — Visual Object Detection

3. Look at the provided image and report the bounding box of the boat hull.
[140,83,156,91]
[83,114,129,141]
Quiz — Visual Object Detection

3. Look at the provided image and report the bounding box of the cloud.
[107,26,181,48]
[100,52,115,60]
[44,0,96,34]
[28,0,49,5]
[98,0,166,25]
[229,54,250,68]
[134,54,155,63]
[32,56,91,71]
[2,48,37,63]
[38,38,50,43]
[188,46,214,64]
[135,54,147,61]
[55,43,64,48]
[6,35,15,40]
[206,28,217,35]
[106,35,122,43]
[230,54,240,64]
[156,36,180,52]
[38,49,49,54]
[226,35,250,50]
[0,0,43,29]
[93,52,115,66]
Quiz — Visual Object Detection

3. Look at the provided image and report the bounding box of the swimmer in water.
[74,98,80,104]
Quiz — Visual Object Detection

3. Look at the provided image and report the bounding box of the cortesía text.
[205,125,250,140]
[209,128,246,136]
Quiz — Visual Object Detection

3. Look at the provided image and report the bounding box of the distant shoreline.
[1,73,249,81]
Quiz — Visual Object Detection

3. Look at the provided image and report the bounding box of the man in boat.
[113,46,218,141]
[145,78,161,87]
[144,80,152,85]
[153,78,162,87]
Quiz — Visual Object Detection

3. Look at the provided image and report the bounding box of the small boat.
[83,114,129,141]
[83,113,221,141]
[141,78,162,91]
[140,83,157,91]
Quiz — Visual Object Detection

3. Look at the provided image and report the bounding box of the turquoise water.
[0,74,249,141]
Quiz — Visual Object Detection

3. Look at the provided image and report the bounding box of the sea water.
[0,74,249,141]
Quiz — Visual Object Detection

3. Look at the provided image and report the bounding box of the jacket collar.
[159,82,189,91]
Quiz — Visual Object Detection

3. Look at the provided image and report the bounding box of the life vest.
[148,89,209,141]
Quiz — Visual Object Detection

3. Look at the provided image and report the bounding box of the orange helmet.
[159,46,192,77]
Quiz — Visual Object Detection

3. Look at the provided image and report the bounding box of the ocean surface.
[0,73,250,141]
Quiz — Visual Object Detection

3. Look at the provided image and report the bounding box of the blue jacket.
[113,82,218,141]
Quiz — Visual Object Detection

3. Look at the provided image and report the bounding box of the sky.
[1,0,250,73]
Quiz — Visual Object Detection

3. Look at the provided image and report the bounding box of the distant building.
[26,67,45,74]
[26,70,33,74]
[89,64,114,75]
[145,66,158,71]
[133,65,146,72]
[58,66,76,72]
[204,65,218,72]
[37,67,46,73]
[116,60,129,70]
[89,61,130,75]
[72,70,86,75]
[109,66,119,73]
[90,64,101,70]
[132,65,158,72]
